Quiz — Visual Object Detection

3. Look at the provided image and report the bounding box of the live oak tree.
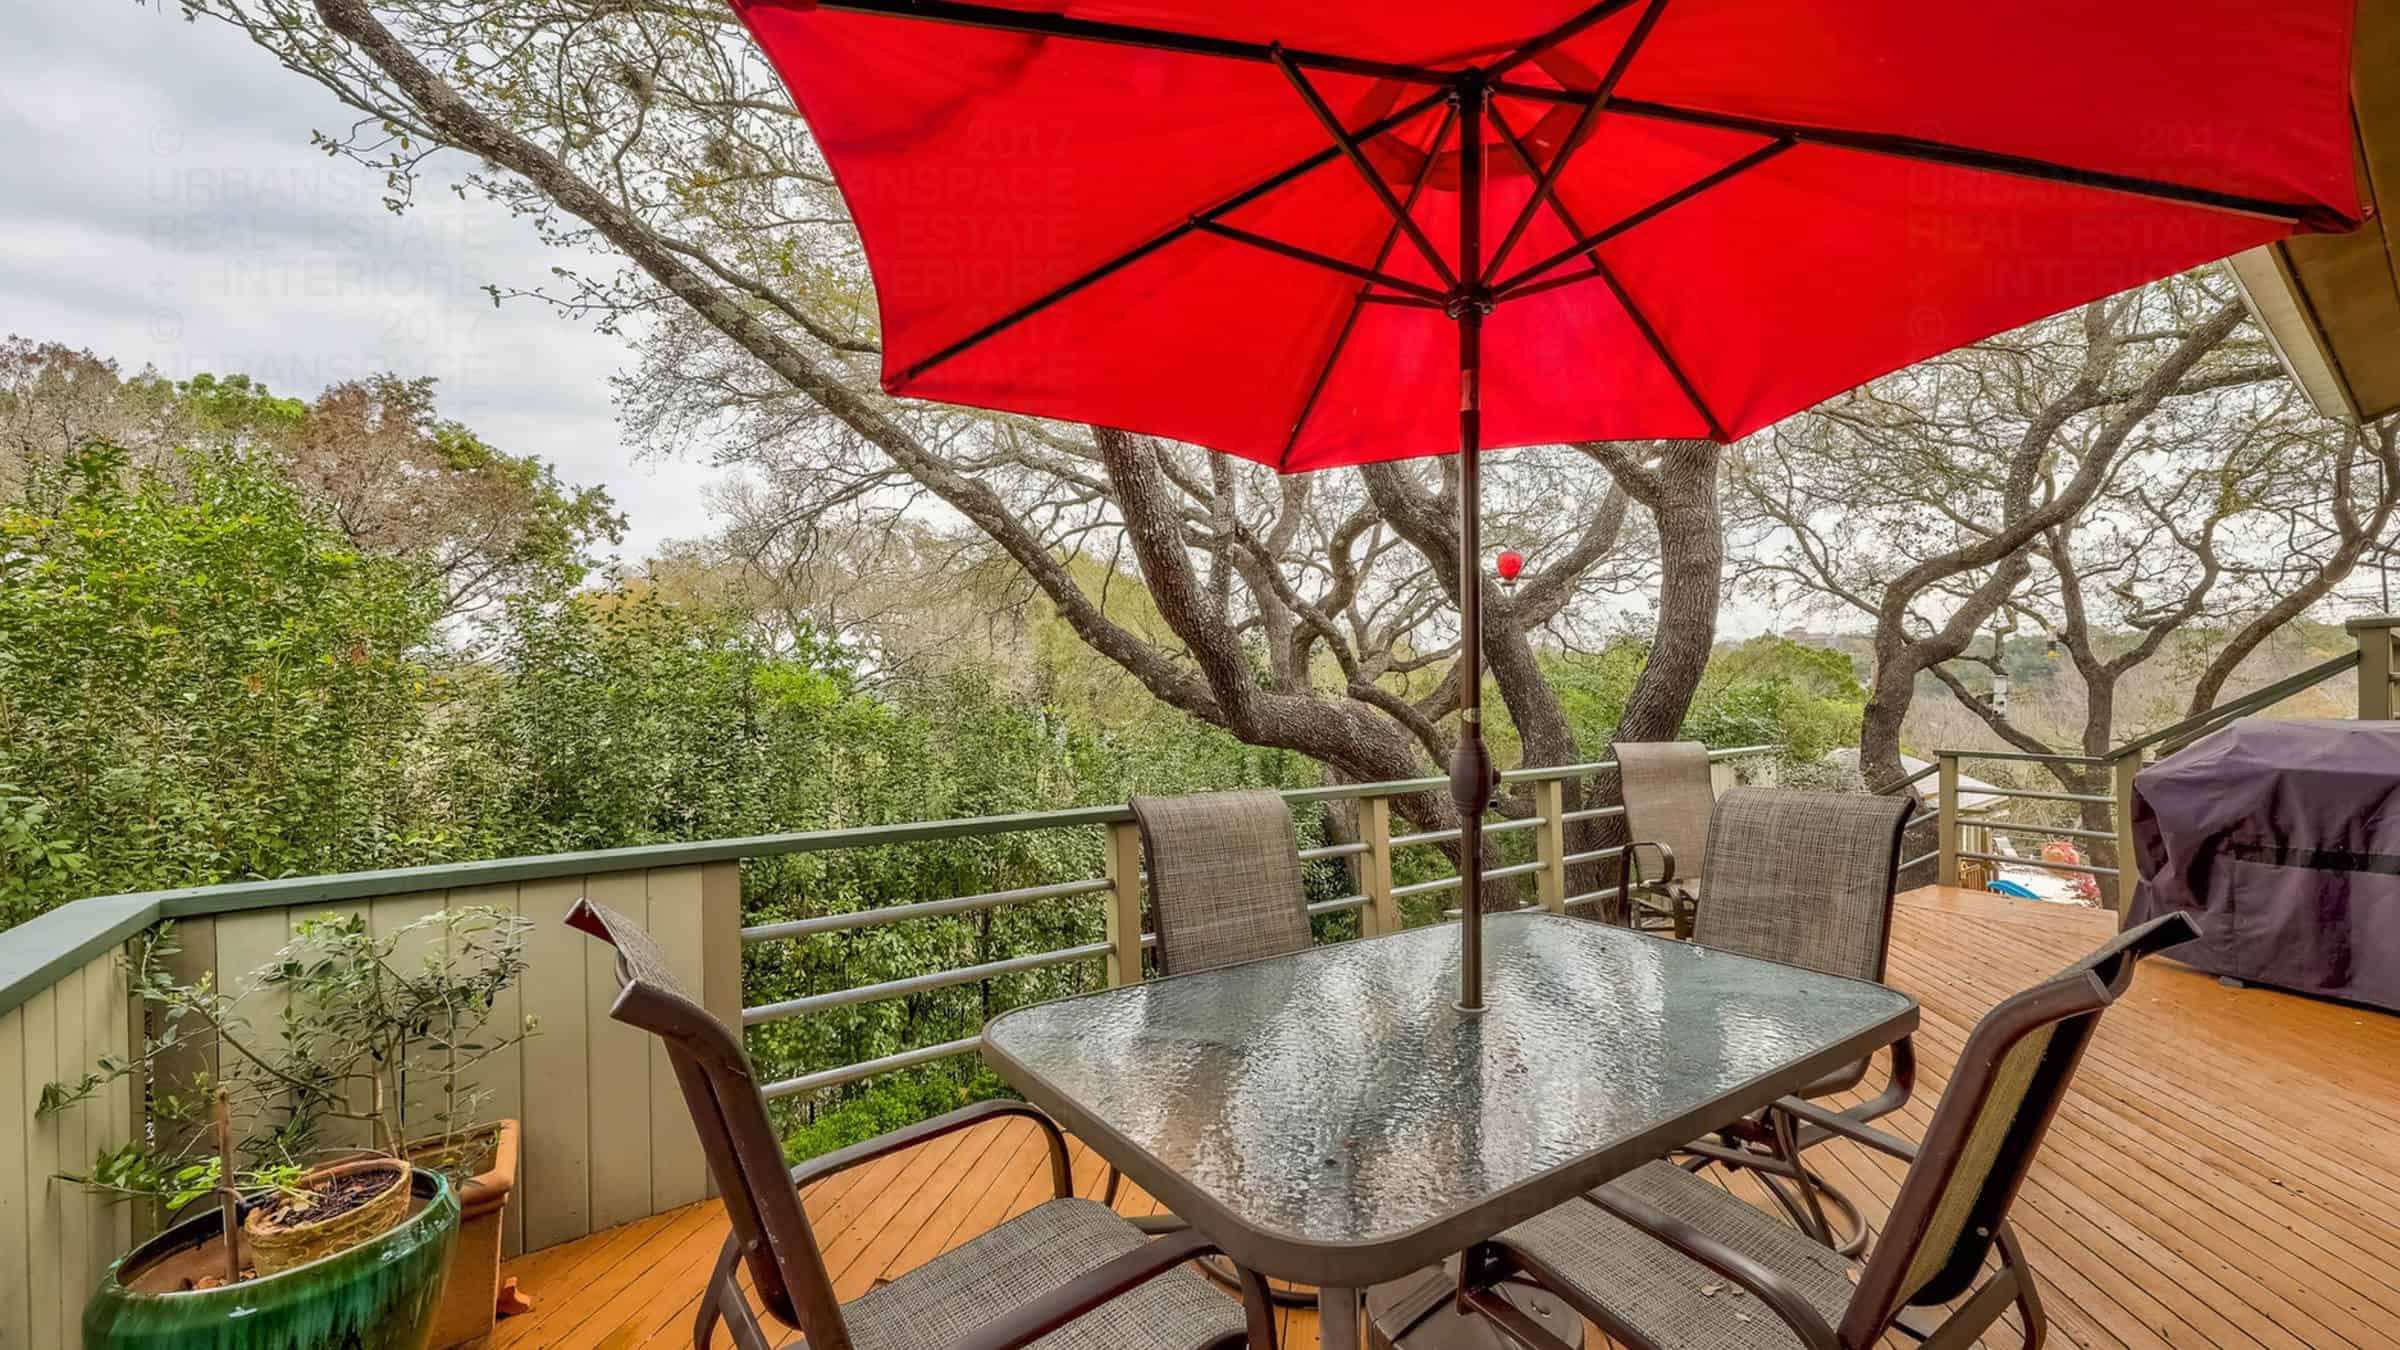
[178,0,1735,866]
[1741,271,2398,886]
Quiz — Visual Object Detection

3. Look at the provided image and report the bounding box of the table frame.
[983,919,1918,1347]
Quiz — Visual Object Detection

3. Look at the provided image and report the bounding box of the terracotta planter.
[84,1167,457,1350]
[407,1119,520,1350]
[244,1159,411,1277]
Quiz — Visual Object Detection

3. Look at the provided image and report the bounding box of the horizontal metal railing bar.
[744,942,1112,1025]
[762,1036,982,1100]
[1963,786,2113,805]
[1901,809,1937,830]
[2113,650,2361,758]
[1299,841,1369,862]
[742,876,1112,942]
[1560,805,1626,824]
[1897,850,1939,872]
[2,744,1786,1019]
[1390,814,1546,850]
[1956,849,2118,878]
[1482,860,1545,883]
[1392,875,1463,899]
[1563,845,1630,867]
[1977,821,2115,843]
[1935,748,2113,767]
[1876,760,1940,794]
[1305,894,1369,916]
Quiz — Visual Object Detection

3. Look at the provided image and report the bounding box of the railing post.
[1358,795,1400,936]
[2351,616,2398,720]
[1103,820,1144,985]
[1531,778,1568,914]
[1936,753,1961,889]
[2110,751,2143,918]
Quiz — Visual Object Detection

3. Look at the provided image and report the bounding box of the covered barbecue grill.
[2128,719,2400,1011]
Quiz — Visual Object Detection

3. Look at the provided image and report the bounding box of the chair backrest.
[1612,741,1717,886]
[1128,790,1313,976]
[566,899,853,1350]
[1840,912,2201,1344]
[1693,788,1914,981]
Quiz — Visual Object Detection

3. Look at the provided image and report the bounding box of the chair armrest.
[1619,839,1677,889]
[940,1230,1219,1350]
[1578,1189,1842,1350]
[1773,1095,1918,1164]
[790,1100,1071,1197]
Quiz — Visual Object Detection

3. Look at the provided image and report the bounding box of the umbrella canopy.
[729,0,2361,1007]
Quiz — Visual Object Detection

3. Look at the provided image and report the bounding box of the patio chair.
[1678,787,1916,1255]
[1455,912,2201,1350]
[1578,741,1715,937]
[1120,790,1317,1310]
[1128,789,1314,976]
[563,899,1261,1350]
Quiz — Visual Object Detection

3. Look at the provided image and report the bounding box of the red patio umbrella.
[729,0,2360,1009]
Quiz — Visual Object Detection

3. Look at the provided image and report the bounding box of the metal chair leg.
[697,1232,772,1350]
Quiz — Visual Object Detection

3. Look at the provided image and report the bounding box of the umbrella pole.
[1450,75,1495,1013]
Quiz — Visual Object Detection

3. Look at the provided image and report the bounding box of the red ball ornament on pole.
[1495,549,1524,591]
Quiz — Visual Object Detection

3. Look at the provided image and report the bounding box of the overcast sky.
[0,0,715,566]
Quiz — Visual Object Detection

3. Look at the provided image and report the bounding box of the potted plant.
[41,908,534,1350]
[265,908,535,1348]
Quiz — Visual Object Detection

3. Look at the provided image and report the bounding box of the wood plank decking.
[485,887,2400,1349]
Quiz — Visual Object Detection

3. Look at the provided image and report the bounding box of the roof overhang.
[2227,0,2400,423]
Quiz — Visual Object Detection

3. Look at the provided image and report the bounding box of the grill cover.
[2128,719,2400,1011]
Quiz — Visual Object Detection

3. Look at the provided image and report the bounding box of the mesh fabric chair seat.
[1493,1161,1858,1350]
[1574,742,1716,936]
[1677,787,1916,1253]
[1462,913,2201,1350]
[1129,789,1313,976]
[842,1198,1244,1350]
[563,900,1256,1350]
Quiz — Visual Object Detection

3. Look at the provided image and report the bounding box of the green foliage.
[1502,635,1864,767]
[777,1065,1018,1163]
[1682,636,1865,762]
[44,911,531,1234]
[0,444,440,927]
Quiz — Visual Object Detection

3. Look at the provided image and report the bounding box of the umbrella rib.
[890,90,1448,388]
[1273,49,1460,291]
[1491,138,1794,297]
[1279,104,1460,470]
[1191,220,1450,304]
[1589,258,1728,441]
[1486,103,1726,440]
[1605,98,2336,226]
[1489,0,1651,81]
[1484,0,1672,281]
[794,0,1455,86]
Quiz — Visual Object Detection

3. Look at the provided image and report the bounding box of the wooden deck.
[486,887,2400,1349]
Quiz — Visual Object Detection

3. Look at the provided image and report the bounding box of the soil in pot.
[245,1159,411,1276]
[123,1193,435,1295]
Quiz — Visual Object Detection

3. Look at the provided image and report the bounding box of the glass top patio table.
[981,912,1917,1292]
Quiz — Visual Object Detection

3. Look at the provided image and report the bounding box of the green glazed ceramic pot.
[84,1167,459,1350]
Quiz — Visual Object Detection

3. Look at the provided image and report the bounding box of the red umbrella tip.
[1495,549,1524,583]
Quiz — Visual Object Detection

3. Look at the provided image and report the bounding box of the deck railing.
[0,743,1774,1347]
[1918,616,2398,915]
